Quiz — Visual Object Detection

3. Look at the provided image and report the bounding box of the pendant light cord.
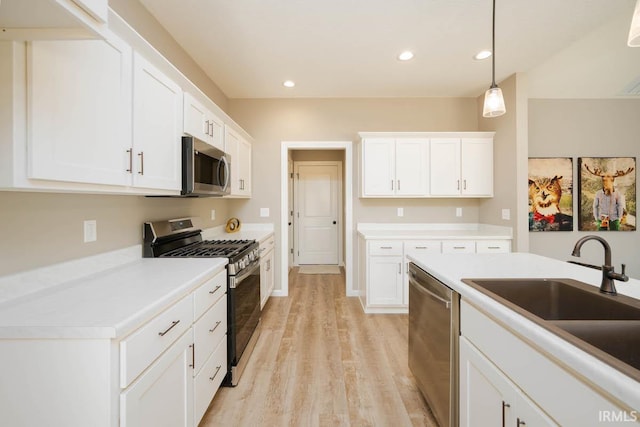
[491,0,497,88]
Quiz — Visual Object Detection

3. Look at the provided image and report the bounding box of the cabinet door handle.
[463,179,467,190]
[502,401,510,427]
[137,151,144,175]
[209,320,222,333]
[517,418,526,427]
[209,121,214,137]
[204,120,210,136]
[398,263,402,274]
[397,180,401,190]
[457,179,460,190]
[209,365,222,381]
[126,149,133,172]
[158,320,180,336]
[391,180,394,190]
[189,343,195,368]
[209,285,222,295]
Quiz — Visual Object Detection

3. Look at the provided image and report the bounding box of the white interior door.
[294,161,340,265]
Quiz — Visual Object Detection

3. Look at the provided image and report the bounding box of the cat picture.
[528,158,573,231]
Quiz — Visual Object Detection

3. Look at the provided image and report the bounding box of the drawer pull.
[453,246,466,249]
[209,365,222,381]
[209,285,222,295]
[209,321,222,333]
[158,320,180,337]
[380,246,393,249]
[415,246,428,249]
[488,246,501,249]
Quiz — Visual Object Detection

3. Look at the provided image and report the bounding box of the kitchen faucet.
[571,235,628,295]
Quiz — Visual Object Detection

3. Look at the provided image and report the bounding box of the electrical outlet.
[397,207,404,217]
[84,220,97,243]
[260,208,270,217]
[502,208,511,220]
[211,209,216,221]
[456,207,463,217]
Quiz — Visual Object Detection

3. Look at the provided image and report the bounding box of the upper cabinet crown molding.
[358,131,495,139]
[0,0,109,40]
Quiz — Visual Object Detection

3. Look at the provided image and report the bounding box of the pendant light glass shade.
[483,86,506,117]
[482,0,505,118]
[629,0,640,47]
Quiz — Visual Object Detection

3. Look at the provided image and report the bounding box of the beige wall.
[227,97,481,291]
[528,99,640,277]
[109,0,229,111]
[0,192,230,276]
[477,74,525,249]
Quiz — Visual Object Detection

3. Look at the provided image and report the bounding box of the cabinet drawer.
[120,295,193,388]
[442,241,475,254]
[404,240,442,256]
[368,240,403,256]
[194,338,227,425]
[476,240,511,253]
[193,295,227,375]
[120,330,193,427]
[260,235,275,254]
[194,269,226,320]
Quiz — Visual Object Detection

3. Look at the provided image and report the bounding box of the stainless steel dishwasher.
[408,262,459,427]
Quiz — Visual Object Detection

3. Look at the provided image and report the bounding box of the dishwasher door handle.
[410,279,451,308]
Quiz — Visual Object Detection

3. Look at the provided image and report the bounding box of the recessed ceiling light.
[398,51,414,61]
[474,50,492,60]
[283,80,295,88]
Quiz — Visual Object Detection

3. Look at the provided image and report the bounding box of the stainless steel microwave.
[182,136,231,197]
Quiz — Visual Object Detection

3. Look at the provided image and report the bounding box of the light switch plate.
[260,208,270,217]
[456,207,462,217]
[84,220,97,243]
[397,207,404,217]
[502,209,511,220]
[211,209,216,220]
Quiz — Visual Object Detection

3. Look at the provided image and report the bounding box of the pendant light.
[629,0,640,47]
[482,0,506,117]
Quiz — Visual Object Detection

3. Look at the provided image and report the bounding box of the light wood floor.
[201,268,437,426]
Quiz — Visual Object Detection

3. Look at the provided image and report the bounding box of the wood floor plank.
[200,268,437,427]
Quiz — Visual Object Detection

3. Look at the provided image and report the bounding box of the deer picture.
[584,164,635,230]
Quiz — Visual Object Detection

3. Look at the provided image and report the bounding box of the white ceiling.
[138,0,640,99]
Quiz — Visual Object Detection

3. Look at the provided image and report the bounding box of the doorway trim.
[279,141,354,298]
[293,160,343,267]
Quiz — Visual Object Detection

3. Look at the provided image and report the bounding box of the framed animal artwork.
[578,157,636,231]
[528,158,573,231]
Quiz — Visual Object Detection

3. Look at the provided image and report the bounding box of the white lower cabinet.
[461,301,635,426]
[194,337,227,423]
[120,331,194,427]
[460,336,557,427]
[359,237,510,313]
[260,234,275,309]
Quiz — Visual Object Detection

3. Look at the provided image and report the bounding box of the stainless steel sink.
[462,278,640,382]
[462,278,640,320]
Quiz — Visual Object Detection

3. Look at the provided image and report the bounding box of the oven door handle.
[230,259,261,288]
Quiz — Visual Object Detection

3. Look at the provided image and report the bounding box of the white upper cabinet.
[183,92,224,151]
[361,138,428,197]
[430,137,493,197]
[28,36,132,186]
[132,52,183,191]
[225,125,252,198]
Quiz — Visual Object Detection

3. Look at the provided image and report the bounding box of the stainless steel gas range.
[143,217,261,387]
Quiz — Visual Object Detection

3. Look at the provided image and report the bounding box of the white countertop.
[0,258,227,340]
[357,222,512,240]
[408,252,640,411]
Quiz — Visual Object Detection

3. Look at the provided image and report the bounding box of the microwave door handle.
[222,156,230,191]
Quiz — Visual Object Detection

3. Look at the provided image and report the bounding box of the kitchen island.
[408,252,640,425]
